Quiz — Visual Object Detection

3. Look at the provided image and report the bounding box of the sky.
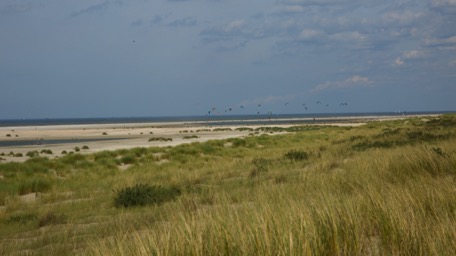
[1,0,455,119]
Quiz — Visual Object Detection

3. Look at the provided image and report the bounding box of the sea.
[0,111,452,128]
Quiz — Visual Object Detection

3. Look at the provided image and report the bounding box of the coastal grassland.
[0,115,455,255]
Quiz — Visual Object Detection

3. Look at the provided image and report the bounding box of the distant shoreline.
[0,112,447,162]
[0,111,452,128]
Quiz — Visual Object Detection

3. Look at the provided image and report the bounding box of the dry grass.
[0,115,455,255]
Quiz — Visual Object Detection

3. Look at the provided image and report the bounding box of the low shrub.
[82,145,89,150]
[114,184,181,208]
[183,135,199,139]
[120,155,136,165]
[74,147,80,152]
[38,212,67,227]
[26,151,39,158]
[40,149,53,155]
[196,129,211,132]
[131,147,148,157]
[250,158,271,177]
[18,178,52,195]
[213,128,232,132]
[8,212,37,224]
[232,138,247,147]
[235,127,254,132]
[148,137,173,142]
[284,150,310,161]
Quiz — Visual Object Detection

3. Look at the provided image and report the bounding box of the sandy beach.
[0,114,438,162]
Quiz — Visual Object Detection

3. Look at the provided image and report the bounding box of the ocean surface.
[0,111,452,128]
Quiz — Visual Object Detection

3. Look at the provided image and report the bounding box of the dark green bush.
[74,147,80,152]
[213,128,232,132]
[40,149,53,155]
[235,127,254,132]
[82,145,89,150]
[250,158,271,178]
[18,178,52,195]
[149,137,173,142]
[231,138,247,147]
[94,150,118,161]
[114,184,181,208]
[120,155,136,165]
[196,129,211,132]
[183,135,199,139]
[26,151,39,158]
[284,150,310,161]
[131,147,148,157]
[8,212,37,224]
[38,212,67,227]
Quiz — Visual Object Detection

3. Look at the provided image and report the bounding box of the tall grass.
[0,115,455,255]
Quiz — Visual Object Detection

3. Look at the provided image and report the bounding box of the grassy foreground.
[1,115,456,255]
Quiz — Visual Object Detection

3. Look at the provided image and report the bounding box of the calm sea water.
[0,112,452,128]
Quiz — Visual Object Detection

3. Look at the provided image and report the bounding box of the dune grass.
[0,115,455,255]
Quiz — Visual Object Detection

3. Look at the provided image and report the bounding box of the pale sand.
[0,114,438,162]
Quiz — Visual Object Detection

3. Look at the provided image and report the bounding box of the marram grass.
[1,115,456,255]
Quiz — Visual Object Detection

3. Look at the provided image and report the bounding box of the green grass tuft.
[113,184,181,208]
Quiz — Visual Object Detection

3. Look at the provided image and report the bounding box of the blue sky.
[1,0,455,119]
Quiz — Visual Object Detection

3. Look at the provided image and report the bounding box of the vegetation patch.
[113,184,181,208]
[8,212,37,224]
[183,135,199,139]
[119,155,136,165]
[235,127,254,132]
[38,212,67,227]
[196,129,211,132]
[149,137,173,142]
[213,128,232,132]
[284,150,310,161]
[40,149,53,155]
[18,178,52,195]
[26,151,39,158]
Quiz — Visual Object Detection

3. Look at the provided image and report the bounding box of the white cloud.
[225,20,245,32]
[284,5,306,13]
[431,0,456,7]
[311,75,372,92]
[393,57,404,66]
[299,29,323,40]
[329,31,366,42]
[393,50,426,66]
[200,19,266,44]
[382,11,424,25]
[403,50,425,59]
[425,35,456,50]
